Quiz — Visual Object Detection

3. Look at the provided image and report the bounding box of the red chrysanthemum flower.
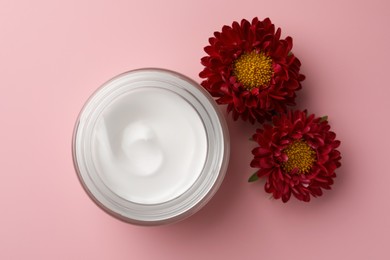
[249,110,341,202]
[199,17,305,123]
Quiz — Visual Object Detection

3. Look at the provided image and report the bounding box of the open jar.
[72,68,229,225]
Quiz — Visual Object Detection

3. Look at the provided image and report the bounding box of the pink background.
[1,0,389,259]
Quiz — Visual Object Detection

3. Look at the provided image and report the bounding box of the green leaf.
[320,115,328,122]
[248,172,259,182]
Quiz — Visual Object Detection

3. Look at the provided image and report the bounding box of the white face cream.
[93,88,207,204]
[73,69,229,225]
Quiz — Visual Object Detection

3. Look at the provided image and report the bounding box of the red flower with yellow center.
[199,17,305,123]
[250,110,342,202]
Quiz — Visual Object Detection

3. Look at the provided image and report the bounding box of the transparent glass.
[72,68,230,225]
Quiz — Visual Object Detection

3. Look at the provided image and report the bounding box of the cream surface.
[91,88,207,204]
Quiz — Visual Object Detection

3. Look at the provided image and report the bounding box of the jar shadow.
[165,108,259,231]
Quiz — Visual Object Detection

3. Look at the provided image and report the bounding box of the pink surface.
[1,0,389,259]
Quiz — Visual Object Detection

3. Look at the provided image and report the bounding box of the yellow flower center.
[281,140,316,174]
[233,51,273,90]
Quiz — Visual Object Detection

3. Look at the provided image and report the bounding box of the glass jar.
[72,68,229,225]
